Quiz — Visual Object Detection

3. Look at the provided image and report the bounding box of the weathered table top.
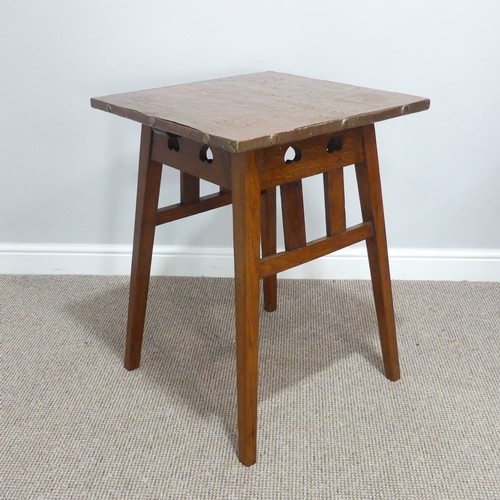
[91,72,429,153]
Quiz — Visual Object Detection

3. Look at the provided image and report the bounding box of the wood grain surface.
[91,72,430,153]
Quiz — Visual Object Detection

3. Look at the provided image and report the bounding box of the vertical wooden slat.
[355,124,400,382]
[323,168,346,236]
[125,125,163,371]
[280,180,306,251]
[231,151,261,467]
[180,172,200,204]
[261,188,277,312]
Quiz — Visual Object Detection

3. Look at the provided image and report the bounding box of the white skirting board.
[1,244,500,281]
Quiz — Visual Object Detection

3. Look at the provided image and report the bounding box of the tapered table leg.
[261,188,277,312]
[356,124,400,381]
[231,152,261,466]
[124,125,162,371]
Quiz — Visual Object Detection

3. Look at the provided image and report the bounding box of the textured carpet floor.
[1,276,499,499]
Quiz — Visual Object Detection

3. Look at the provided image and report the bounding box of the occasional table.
[91,72,429,466]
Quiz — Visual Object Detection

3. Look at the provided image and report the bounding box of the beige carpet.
[1,276,499,499]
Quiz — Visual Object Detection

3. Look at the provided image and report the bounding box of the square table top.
[91,72,429,153]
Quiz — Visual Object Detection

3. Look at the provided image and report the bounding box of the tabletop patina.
[91,72,430,153]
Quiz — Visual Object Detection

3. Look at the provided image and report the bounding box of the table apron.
[259,127,364,189]
[150,127,365,193]
[150,129,232,189]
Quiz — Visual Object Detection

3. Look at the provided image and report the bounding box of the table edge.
[90,96,430,153]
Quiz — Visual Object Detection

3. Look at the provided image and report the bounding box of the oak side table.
[91,72,430,466]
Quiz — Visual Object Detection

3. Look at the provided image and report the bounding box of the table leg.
[124,125,162,371]
[356,124,400,382]
[231,152,261,466]
[261,188,277,312]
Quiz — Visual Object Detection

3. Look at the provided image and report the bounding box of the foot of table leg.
[124,125,162,371]
[231,152,261,466]
[261,188,277,312]
[356,125,400,382]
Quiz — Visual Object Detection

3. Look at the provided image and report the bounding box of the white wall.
[1,0,500,279]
